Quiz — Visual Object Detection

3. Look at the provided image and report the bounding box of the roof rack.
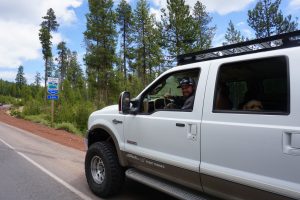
[177,30,300,66]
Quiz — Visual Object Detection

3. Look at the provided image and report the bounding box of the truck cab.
[85,31,300,200]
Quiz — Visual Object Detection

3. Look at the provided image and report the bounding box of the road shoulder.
[0,109,85,151]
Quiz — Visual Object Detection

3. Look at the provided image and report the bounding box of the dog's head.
[243,100,263,111]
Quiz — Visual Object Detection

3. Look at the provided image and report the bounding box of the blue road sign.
[47,95,59,100]
[48,82,58,89]
[48,89,59,95]
[47,77,59,90]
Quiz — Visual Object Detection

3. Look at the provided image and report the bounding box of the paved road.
[0,122,176,200]
[0,140,82,200]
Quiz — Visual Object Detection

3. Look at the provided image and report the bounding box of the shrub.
[75,102,95,131]
[10,106,23,118]
[23,99,42,116]
[14,98,24,107]
[55,122,82,135]
[0,95,18,105]
[55,102,76,124]
[23,114,50,126]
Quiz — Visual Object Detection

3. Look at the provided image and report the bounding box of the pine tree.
[57,41,69,90]
[15,65,27,89]
[116,0,134,80]
[160,0,194,65]
[41,8,59,32]
[224,20,245,45]
[34,72,41,87]
[39,27,51,83]
[145,15,164,81]
[67,51,84,90]
[133,0,163,86]
[192,1,216,51]
[133,0,149,86]
[39,8,59,99]
[84,0,117,107]
[248,0,298,38]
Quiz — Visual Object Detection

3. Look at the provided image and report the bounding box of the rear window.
[213,56,289,114]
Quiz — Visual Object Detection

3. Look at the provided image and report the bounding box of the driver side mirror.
[119,91,131,114]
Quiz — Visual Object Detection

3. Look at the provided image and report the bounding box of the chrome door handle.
[112,119,123,124]
[176,123,185,127]
[283,131,300,156]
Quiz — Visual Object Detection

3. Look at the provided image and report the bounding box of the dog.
[243,100,263,111]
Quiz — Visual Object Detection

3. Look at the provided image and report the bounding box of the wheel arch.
[87,125,127,166]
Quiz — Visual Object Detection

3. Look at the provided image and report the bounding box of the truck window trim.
[137,68,201,115]
[212,55,290,115]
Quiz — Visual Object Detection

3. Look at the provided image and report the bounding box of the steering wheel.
[163,94,175,109]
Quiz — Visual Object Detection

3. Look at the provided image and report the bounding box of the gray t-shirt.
[181,94,195,110]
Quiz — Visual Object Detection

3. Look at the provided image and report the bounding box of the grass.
[23,114,50,126]
[54,122,82,135]
[22,113,83,136]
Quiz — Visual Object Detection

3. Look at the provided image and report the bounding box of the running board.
[126,168,212,200]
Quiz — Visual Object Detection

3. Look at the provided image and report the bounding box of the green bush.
[74,102,95,132]
[55,122,82,135]
[0,95,18,105]
[55,102,76,124]
[14,98,24,107]
[23,114,50,126]
[10,108,23,118]
[23,99,42,115]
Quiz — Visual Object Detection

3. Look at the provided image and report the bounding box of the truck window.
[141,68,200,113]
[213,56,289,114]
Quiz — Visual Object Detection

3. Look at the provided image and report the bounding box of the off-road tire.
[85,141,124,197]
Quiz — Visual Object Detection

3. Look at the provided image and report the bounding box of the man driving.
[178,77,196,109]
[165,77,196,110]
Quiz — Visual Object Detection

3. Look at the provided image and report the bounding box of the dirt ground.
[0,108,85,151]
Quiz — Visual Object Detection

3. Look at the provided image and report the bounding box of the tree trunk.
[142,22,146,87]
[44,59,48,101]
[123,18,127,80]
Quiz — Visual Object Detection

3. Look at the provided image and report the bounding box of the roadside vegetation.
[0,78,95,135]
[0,0,297,136]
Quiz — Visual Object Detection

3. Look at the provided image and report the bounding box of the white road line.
[0,138,93,200]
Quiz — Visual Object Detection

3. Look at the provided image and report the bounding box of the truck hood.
[92,104,119,115]
[88,105,120,130]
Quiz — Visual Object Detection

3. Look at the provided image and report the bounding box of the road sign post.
[47,77,59,127]
[51,100,54,127]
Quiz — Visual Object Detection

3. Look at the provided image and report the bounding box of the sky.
[0,0,299,84]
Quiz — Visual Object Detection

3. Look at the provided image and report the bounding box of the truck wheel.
[85,141,124,197]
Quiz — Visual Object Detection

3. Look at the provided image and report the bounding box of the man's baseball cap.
[177,77,194,88]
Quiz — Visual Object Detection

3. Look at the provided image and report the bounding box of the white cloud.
[237,22,246,27]
[150,7,161,21]
[0,70,37,84]
[0,0,83,69]
[25,73,36,84]
[0,71,17,82]
[0,21,40,67]
[52,33,64,46]
[152,0,161,7]
[0,0,83,25]
[196,0,254,15]
[289,0,300,9]
[152,0,254,15]
[42,0,83,25]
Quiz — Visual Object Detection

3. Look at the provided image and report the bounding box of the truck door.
[123,66,209,191]
[201,55,300,199]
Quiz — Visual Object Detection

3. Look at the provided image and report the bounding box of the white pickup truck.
[84,31,300,200]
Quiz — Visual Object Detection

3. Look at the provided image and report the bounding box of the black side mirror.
[119,91,131,114]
